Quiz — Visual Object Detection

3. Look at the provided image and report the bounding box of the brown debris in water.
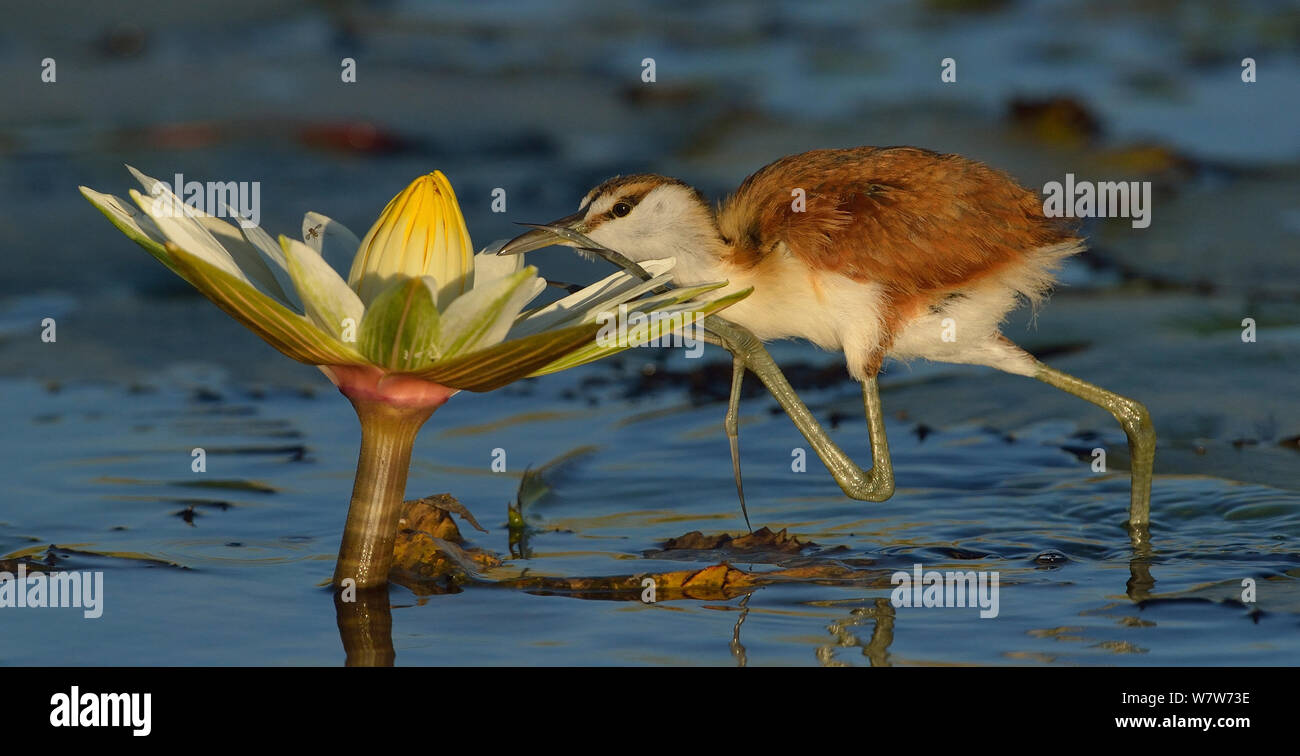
[390,494,500,594]
[389,499,876,600]
[500,561,867,601]
[655,526,814,555]
[399,493,488,536]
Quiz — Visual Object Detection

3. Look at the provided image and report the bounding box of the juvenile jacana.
[499,146,1155,534]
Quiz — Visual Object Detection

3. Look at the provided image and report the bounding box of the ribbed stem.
[333,398,435,589]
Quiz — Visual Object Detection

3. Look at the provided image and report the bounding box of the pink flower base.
[320,364,457,410]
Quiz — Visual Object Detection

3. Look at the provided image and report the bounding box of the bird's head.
[497,174,721,267]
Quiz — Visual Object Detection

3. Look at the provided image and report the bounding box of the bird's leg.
[705,317,895,502]
[724,354,751,532]
[1031,359,1155,536]
[860,375,896,498]
[696,328,753,527]
[498,224,896,506]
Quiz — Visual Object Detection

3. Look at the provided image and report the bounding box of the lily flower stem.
[333,398,435,589]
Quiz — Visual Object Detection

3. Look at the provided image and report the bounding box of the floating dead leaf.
[389,510,879,601]
[0,556,44,574]
[650,527,815,557]
[400,493,487,535]
[500,561,868,601]
[501,563,758,600]
[391,494,500,594]
[390,529,501,595]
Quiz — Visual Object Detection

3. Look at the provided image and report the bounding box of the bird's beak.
[496,210,587,256]
[497,208,657,284]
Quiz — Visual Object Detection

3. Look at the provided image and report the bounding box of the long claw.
[725,355,752,532]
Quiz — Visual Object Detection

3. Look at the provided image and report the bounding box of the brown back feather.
[717,146,1078,298]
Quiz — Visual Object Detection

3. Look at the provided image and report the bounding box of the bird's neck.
[664,213,731,287]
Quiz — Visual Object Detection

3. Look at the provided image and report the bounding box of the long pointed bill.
[496,210,587,256]
[499,216,656,283]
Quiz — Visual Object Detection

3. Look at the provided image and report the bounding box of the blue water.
[2,342,1296,665]
[2,0,1299,665]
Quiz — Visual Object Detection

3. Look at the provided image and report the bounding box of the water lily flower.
[80,168,749,590]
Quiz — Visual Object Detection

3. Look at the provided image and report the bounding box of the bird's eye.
[612,201,633,218]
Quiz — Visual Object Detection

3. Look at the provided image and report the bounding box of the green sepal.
[358,276,442,371]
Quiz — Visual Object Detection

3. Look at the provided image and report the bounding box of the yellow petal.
[348,171,474,307]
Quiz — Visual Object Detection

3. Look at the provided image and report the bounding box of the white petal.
[192,213,293,304]
[521,276,547,306]
[126,165,294,302]
[303,212,362,277]
[512,258,677,337]
[280,237,365,340]
[79,186,169,251]
[237,219,302,310]
[437,268,542,356]
[125,164,171,197]
[129,188,248,283]
[470,246,524,286]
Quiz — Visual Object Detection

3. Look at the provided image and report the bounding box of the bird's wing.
[717,147,1077,298]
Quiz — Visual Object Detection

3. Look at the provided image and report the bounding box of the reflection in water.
[819,598,896,667]
[1126,523,1156,602]
[330,525,1161,667]
[730,593,751,667]
[335,588,395,667]
[811,533,1160,665]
